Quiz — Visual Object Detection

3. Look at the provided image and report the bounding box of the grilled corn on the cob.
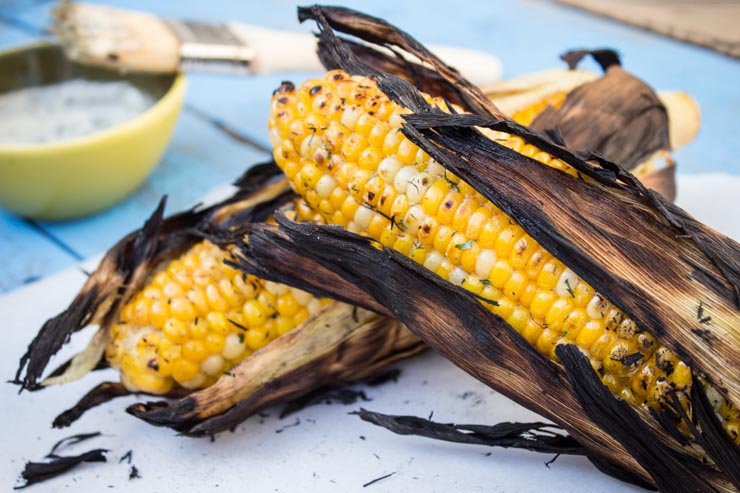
[107,239,328,394]
[268,69,739,444]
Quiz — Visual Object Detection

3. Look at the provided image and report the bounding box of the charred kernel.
[614,319,636,340]
[437,191,463,225]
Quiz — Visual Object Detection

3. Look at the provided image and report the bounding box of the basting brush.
[52,1,503,83]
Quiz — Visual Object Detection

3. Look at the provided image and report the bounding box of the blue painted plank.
[36,110,269,258]
[0,16,42,49]
[0,211,78,292]
[0,18,74,294]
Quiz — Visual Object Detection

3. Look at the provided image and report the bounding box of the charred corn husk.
[484,68,701,152]
[14,164,424,431]
[268,70,739,444]
[107,238,328,394]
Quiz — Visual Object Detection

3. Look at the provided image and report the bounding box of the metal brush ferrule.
[165,19,256,73]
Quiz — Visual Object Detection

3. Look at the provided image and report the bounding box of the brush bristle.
[53,1,180,73]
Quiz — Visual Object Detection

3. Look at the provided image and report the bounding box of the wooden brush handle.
[227,23,502,85]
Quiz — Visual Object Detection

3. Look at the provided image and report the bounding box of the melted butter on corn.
[268,70,739,443]
[107,238,328,394]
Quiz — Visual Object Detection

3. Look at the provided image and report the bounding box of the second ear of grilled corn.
[267,69,739,444]
[106,239,329,394]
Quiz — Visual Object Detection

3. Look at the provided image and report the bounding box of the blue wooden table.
[1,0,739,293]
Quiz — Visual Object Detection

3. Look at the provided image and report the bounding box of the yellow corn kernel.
[465,207,492,240]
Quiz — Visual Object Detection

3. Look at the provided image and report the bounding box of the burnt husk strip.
[16,449,108,489]
[17,432,107,489]
[52,382,130,428]
[531,50,671,170]
[690,374,740,490]
[238,214,738,490]
[241,5,738,490]
[355,409,654,488]
[355,408,584,455]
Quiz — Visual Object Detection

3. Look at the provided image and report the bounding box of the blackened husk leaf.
[237,4,739,490]
[14,162,292,392]
[300,4,740,411]
[355,408,584,455]
[355,409,655,489]
[17,432,107,489]
[16,449,108,489]
[297,5,504,119]
[52,382,132,428]
[531,50,671,171]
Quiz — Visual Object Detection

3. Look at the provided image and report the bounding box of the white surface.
[2,173,739,492]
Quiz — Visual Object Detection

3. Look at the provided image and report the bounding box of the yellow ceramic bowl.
[0,43,186,220]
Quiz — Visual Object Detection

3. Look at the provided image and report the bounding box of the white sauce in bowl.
[0,79,154,144]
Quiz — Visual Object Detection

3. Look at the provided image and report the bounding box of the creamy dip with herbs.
[0,79,154,144]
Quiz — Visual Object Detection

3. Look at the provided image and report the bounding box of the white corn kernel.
[180,372,207,390]
[425,158,444,177]
[475,249,497,279]
[291,288,313,307]
[354,205,374,230]
[341,104,363,130]
[201,355,225,376]
[393,165,417,194]
[555,268,579,298]
[407,172,431,203]
[222,333,246,359]
[378,156,402,181]
[449,266,467,287]
[404,204,427,233]
[316,174,337,199]
[586,294,607,320]
[423,251,443,272]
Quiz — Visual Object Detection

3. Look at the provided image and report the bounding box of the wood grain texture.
[556,0,740,59]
